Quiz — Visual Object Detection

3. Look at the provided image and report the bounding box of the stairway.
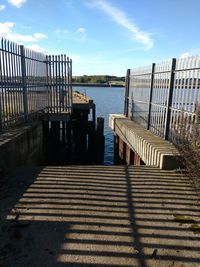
[0,166,199,267]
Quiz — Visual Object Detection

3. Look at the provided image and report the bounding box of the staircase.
[1,165,199,267]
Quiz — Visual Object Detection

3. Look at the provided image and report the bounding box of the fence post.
[0,58,3,132]
[147,63,155,130]
[0,95,2,132]
[70,58,73,111]
[124,69,130,117]
[164,58,176,140]
[20,45,28,121]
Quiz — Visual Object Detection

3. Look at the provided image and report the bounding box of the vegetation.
[173,214,195,224]
[175,102,200,193]
[72,75,125,85]
[189,224,200,234]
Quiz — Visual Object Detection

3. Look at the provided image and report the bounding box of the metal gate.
[46,55,72,114]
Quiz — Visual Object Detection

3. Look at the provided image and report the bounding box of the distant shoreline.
[72,83,125,88]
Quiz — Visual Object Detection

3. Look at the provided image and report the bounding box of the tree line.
[72,75,125,84]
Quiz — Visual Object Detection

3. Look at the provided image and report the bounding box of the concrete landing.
[0,166,199,267]
[109,115,180,169]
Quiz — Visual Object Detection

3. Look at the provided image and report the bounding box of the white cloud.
[6,32,46,42]
[0,22,15,35]
[77,27,86,34]
[0,22,47,43]
[0,4,6,11]
[180,52,191,58]
[76,27,87,42]
[33,33,47,40]
[7,0,26,8]
[88,0,153,50]
[26,44,46,53]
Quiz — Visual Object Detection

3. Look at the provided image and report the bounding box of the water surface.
[73,86,125,165]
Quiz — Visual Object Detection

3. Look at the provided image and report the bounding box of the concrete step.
[0,165,199,267]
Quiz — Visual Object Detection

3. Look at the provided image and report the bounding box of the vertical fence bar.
[61,54,64,111]
[20,45,28,121]
[164,58,176,140]
[67,57,69,110]
[46,55,50,113]
[64,55,67,110]
[0,96,2,132]
[0,41,3,131]
[70,58,72,112]
[57,55,60,113]
[2,39,8,127]
[147,63,155,130]
[124,68,130,117]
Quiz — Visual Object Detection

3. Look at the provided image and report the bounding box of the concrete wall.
[0,122,44,172]
[109,114,181,170]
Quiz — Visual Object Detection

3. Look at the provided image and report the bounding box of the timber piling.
[42,92,105,165]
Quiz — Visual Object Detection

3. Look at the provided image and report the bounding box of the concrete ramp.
[0,166,200,267]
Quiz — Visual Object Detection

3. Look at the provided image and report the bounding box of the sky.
[0,0,200,76]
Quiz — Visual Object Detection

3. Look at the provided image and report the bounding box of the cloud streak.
[54,27,94,43]
[88,0,153,50]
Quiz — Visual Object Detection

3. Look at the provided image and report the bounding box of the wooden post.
[164,58,176,140]
[95,117,105,164]
[130,149,134,165]
[62,121,65,145]
[20,45,28,121]
[42,121,49,141]
[134,152,141,166]
[147,63,155,130]
[88,121,95,161]
[66,120,72,153]
[118,138,126,164]
[126,144,131,165]
[92,104,96,129]
[51,121,60,148]
[124,69,130,117]
[114,135,119,164]
[125,145,135,165]
[118,137,123,161]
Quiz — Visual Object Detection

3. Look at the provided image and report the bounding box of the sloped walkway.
[0,166,200,267]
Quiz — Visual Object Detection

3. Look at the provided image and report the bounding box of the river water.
[73,86,125,165]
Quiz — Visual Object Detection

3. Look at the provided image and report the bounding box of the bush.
[175,102,200,192]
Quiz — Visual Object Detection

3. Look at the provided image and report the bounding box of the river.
[73,86,125,165]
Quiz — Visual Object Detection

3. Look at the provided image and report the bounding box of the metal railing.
[124,56,200,142]
[0,38,72,131]
[46,55,72,114]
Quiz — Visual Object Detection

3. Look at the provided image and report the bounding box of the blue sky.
[0,0,200,76]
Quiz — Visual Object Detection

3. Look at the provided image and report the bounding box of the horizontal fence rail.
[125,56,200,143]
[0,38,73,131]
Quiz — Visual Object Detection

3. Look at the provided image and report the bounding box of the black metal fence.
[124,56,200,142]
[0,38,72,131]
[46,55,72,114]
